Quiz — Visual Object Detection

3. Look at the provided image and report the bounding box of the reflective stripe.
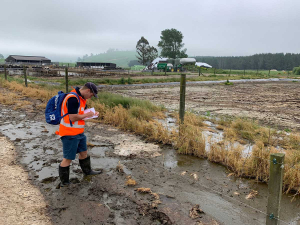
[60,118,85,128]
[58,90,86,137]
[62,93,80,116]
[61,93,82,127]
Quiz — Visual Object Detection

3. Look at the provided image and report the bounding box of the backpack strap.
[62,92,81,127]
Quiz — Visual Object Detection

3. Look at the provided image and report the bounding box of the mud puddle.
[160,147,300,224]
[1,107,300,224]
[159,115,283,157]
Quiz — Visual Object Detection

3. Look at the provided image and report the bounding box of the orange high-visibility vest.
[57,89,87,137]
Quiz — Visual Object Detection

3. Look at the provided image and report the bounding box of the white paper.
[83,107,98,120]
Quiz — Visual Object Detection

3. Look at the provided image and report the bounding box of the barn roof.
[8,55,51,61]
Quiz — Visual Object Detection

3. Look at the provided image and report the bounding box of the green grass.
[95,91,164,111]
[59,62,76,67]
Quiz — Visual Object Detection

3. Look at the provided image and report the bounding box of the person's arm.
[67,97,95,122]
[69,111,94,122]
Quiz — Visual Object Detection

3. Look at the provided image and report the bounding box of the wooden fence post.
[4,64,7,80]
[23,65,28,87]
[179,74,186,124]
[199,67,201,76]
[266,153,285,225]
[65,67,69,93]
[268,70,271,77]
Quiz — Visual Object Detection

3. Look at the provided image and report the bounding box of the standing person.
[56,82,101,187]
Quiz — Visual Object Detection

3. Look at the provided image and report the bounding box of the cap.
[84,82,98,98]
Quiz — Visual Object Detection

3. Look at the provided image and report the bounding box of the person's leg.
[78,150,87,160]
[60,158,72,167]
[77,134,102,175]
[59,136,79,187]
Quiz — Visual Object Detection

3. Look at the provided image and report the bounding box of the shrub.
[293,67,300,75]
[118,77,126,84]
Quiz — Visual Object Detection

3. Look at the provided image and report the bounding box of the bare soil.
[111,81,300,130]
[0,101,219,225]
[1,83,300,225]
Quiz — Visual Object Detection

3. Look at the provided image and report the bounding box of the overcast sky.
[1,0,300,61]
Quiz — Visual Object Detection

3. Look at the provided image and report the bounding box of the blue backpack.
[45,91,80,126]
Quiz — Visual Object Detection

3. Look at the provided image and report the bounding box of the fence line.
[1,72,299,224]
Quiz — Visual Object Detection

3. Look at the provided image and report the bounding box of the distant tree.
[158,28,188,59]
[106,48,115,53]
[90,53,94,57]
[136,36,158,65]
[128,60,141,67]
[0,54,4,59]
[77,57,82,62]
[82,54,88,61]
[136,36,150,65]
[147,46,158,63]
[193,53,300,70]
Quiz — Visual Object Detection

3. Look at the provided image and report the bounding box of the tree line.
[194,53,300,70]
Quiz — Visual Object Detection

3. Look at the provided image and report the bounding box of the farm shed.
[76,62,116,69]
[5,55,51,65]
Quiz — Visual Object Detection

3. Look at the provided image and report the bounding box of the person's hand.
[85,111,94,118]
[95,111,99,117]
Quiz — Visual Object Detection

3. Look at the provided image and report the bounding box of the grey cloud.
[1,0,300,61]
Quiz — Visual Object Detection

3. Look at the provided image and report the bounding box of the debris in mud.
[189,204,204,219]
[233,191,240,196]
[87,142,96,147]
[227,173,235,177]
[181,171,187,176]
[246,190,258,199]
[136,187,152,193]
[151,192,160,200]
[190,173,199,180]
[135,188,162,209]
[125,176,137,186]
[151,199,162,209]
[116,161,124,173]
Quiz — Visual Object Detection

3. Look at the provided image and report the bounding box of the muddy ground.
[111,81,300,131]
[1,82,300,225]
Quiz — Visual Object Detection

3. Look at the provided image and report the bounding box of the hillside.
[82,50,137,68]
